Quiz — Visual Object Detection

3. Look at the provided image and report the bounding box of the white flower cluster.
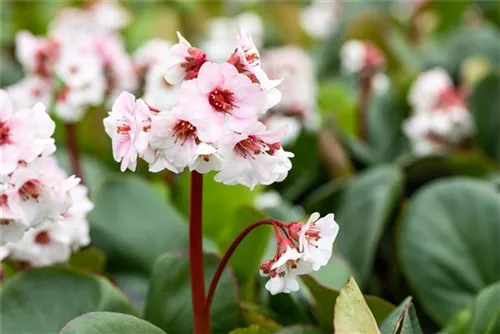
[1,90,92,266]
[261,46,320,145]
[7,1,136,123]
[403,68,475,155]
[260,213,339,295]
[103,28,294,190]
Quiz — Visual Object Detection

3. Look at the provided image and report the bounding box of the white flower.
[340,40,366,73]
[6,76,52,110]
[164,32,207,85]
[103,92,153,172]
[300,0,340,39]
[1,185,26,245]
[87,1,131,32]
[15,31,58,77]
[215,122,293,189]
[261,47,318,129]
[134,39,173,73]
[0,244,10,261]
[408,68,454,113]
[189,143,223,174]
[142,63,180,111]
[7,222,73,267]
[297,213,339,271]
[263,115,302,146]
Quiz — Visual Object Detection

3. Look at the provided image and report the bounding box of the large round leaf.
[468,73,500,161]
[144,252,240,333]
[60,312,166,334]
[399,178,500,325]
[89,176,188,273]
[334,166,404,285]
[0,268,135,334]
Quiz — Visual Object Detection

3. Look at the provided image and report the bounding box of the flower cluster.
[259,213,339,295]
[7,1,136,123]
[1,90,92,266]
[260,46,320,145]
[403,68,475,155]
[104,28,294,189]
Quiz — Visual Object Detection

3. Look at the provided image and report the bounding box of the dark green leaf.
[468,73,500,161]
[113,273,150,317]
[0,268,135,334]
[144,252,240,334]
[275,325,327,334]
[60,312,166,334]
[89,177,188,274]
[399,178,500,325]
[380,297,423,334]
[334,166,404,285]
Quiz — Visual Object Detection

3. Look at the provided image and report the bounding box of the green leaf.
[310,254,353,291]
[301,275,394,329]
[113,273,150,317]
[275,325,327,334]
[318,79,357,135]
[173,172,260,244]
[334,166,404,285]
[0,268,135,334]
[68,247,106,273]
[334,277,380,334]
[144,252,240,334]
[89,176,188,274]
[380,297,423,334]
[256,191,305,223]
[60,312,166,334]
[229,325,269,334]
[424,0,472,34]
[468,73,500,161]
[399,178,500,325]
[468,282,500,333]
[241,303,282,332]
[367,88,410,162]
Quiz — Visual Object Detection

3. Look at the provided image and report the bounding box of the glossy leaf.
[380,297,423,334]
[468,73,500,161]
[144,252,240,334]
[0,268,136,334]
[89,176,188,274]
[60,312,166,334]
[399,178,500,325]
[334,166,404,285]
[334,277,380,334]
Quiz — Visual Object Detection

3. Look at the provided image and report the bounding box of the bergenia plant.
[102,28,339,333]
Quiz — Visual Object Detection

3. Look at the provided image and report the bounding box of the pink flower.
[6,76,53,110]
[103,92,152,172]
[165,32,207,85]
[215,122,293,189]
[179,62,265,132]
[0,90,55,179]
[15,31,59,78]
[148,107,220,173]
[340,40,385,74]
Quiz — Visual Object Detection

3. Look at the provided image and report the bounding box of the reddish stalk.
[204,219,284,313]
[189,171,209,334]
[64,123,84,183]
[357,70,373,141]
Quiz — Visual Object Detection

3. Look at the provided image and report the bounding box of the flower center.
[0,122,10,145]
[19,179,42,201]
[34,230,51,245]
[172,120,197,144]
[234,135,267,159]
[209,89,236,114]
[435,89,465,110]
[182,47,207,80]
[0,194,7,207]
[116,124,131,134]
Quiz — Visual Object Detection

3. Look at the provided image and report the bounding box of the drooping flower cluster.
[260,47,320,145]
[259,213,339,295]
[403,68,475,155]
[104,28,294,190]
[340,40,389,94]
[7,1,136,123]
[1,90,92,266]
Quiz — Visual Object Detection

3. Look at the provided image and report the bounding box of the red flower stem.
[357,70,373,141]
[204,219,284,314]
[189,171,209,334]
[64,123,84,183]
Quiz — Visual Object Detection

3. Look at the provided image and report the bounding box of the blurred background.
[1,1,500,333]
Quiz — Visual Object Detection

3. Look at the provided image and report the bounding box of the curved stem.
[189,171,209,333]
[204,219,283,312]
[64,123,84,183]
